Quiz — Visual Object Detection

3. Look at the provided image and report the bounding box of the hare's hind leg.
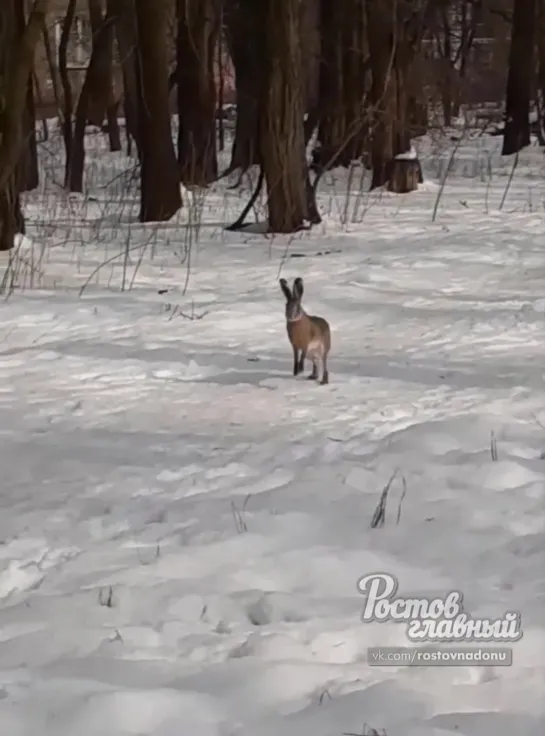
[306,340,320,381]
[320,355,329,385]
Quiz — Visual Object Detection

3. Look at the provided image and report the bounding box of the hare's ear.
[293,277,304,300]
[279,278,291,300]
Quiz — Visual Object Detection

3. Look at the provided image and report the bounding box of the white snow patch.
[396,146,418,160]
[0,127,544,736]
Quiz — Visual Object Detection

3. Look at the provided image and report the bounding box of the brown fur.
[287,315,330,354]
[280,277,331,384]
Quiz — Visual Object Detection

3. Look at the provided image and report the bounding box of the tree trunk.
[217,17,225,152]
[41,19,59,112]
[101,12,122,154]
[365,0,424,193]
[109,0,140,157]
[227,71,259,175]
[18,73,40,194]
[176,0,219,185]
[365,2,395,189]
[68,12,117,192]
[0,0,49,251]
[33,68,49,142]
[408,94,428,138]
[315,1,347,168]
[135,0,181,222]
[441,64,454,127]
[455,0,481,117]
[342,0,368,163]
[86,0,121,152]
[437,5,454,127]
[260,0,319,232]
[105,101,121,151]
[59,0,77,188]
[224,0,262,175]
[14,0,39,192]
[314,0,368,171]
[502,0,536,155]
[87,0,108,125]
[538,0,545,142]
[387,54,425,194]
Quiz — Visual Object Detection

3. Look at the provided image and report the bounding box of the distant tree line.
[0,0,543,250]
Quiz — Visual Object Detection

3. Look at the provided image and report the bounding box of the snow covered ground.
[0,128,544,736]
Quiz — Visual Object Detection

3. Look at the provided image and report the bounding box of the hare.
[279,276,331,385]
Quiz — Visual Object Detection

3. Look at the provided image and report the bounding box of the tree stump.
[388,155,423,194]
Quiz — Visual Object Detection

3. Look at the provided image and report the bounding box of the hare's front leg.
[297,348,306,374]
[293,347,300,376]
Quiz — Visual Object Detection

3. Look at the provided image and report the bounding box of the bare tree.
[0,0,49,251]
[431,0,482,126]
[16,0,40,193]
[223,0,262,177]
[58,0,77,188]
[86,0,121,152]
[176,0,219,185]
[135,0,182,222]
[260,0,319,232]
[68,5,119,191]
[366,0,430,192]
[538,0,545,141]
[313,0,369,170]
[109,0,141,157]
[502,0,536,155]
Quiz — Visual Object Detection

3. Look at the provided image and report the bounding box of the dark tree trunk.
[68,12,117,192]
[434,0,480,127]
[88,0,104,35]
[538,0,545,142]
[342,0,368,163]
[101,7,122,154]
[217,18,225,152]
[18,71,39,194]
[59,0,77,188]
[105,102,121,151]
[502,0,536,155]
[41,18,62,125]
[455,0,481,117]
[441,65,455,128]
[87,0,109,125]
[365,0,424,193]
[0,178,24,253]
[314,0,368,171]
[301,0,320,122]
[261,0,320,232]
[315,2,347,168]
[224,0,262,175]
[408,93,428,138]
[437,5,454,127]
[14,0,39,192]
[109,0,140,157]
[365,2,395,189]
[0,0,48,251]
[228,78,259,175]
[86,0,121,152]
[135,0,181,222]
[176,0,219,186]
[33,69,49,142]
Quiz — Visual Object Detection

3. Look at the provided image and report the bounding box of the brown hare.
[279,277,331,385]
